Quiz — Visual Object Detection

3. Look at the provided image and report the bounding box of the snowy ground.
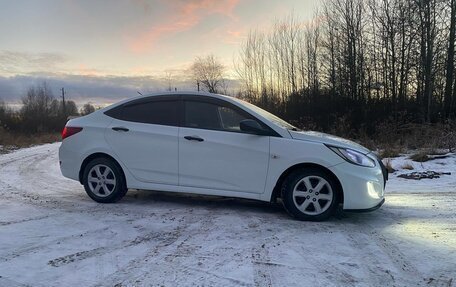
[384,152,456,194]
[0,143,455,287]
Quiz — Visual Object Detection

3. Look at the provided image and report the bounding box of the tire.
[281,168,340,221]
[82,157,127,203]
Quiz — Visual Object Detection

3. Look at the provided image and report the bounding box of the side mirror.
[240,119,270,136]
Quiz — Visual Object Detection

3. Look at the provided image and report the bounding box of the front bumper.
[344,198,385,212]
[329,158,386,211]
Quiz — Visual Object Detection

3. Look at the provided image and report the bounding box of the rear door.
[105,96,180,185]
[178,97,271,194]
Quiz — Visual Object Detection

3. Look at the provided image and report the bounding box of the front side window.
[218,106,246,131]
[111,100,179,126]
[231,97,299,131]
[184,101,250,132]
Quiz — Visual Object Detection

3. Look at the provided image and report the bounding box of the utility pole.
[197,80,200,92]
[61,87,66,116]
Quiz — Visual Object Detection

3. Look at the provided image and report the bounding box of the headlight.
[326,145,376,167]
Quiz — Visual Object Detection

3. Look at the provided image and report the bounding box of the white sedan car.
[59,92,387,221]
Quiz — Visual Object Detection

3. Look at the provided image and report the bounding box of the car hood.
[289,130,371,154]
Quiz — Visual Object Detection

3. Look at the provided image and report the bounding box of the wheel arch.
[271,163,344,204]
[79,152,126,186]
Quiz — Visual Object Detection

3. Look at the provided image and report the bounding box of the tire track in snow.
[344,218,424,287]
[0,226,111,263]
[47,230,181,267]
[0,214,54,226]
[0,153,42,167]
[251,244,273,287]
[98,209,222,286]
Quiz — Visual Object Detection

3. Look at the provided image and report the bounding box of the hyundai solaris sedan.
[59,92,387,221]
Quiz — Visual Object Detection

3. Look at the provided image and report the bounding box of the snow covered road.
[0,143,455,287]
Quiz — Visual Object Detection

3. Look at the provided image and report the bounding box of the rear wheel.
[83,157,127,203]
[281,168,339,221]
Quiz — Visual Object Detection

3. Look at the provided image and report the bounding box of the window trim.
[104,94,281,137]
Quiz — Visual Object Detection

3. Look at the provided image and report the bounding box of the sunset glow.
[0,0,318,105]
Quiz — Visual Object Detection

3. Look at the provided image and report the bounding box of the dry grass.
[0,129,60,153]
[357,121,456,153]
[379,147,402,159]
[401,162,414,170]
[426,149,449,156]
[383,159,396,173]
[409,151,430,162]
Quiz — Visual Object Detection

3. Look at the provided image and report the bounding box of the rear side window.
[184,100,250,132]
[107,100,179,126]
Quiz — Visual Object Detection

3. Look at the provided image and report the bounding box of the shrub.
[410,152,430,162]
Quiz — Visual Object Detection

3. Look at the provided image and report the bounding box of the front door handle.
[112,127,129,132]
[184,136,204,142]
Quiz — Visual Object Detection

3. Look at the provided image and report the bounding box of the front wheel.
[281,168,340,221]
[82,157,127,203]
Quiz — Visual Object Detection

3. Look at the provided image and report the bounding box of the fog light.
[367,181,380,199]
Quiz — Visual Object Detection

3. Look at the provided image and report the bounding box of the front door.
[178,98,270,194]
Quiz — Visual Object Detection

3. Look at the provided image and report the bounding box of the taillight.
[62,126,83,140]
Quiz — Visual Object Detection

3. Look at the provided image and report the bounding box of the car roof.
[144,91,222,97]
[100,91,229,109]
[98,91,241,113]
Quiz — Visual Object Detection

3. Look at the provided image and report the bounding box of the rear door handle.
[184,136,204,142]
[112,127,129,132]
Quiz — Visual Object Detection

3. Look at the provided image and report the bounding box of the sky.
[0,0,319,106]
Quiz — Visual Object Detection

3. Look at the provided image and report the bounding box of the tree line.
[0,82,96,134]
[235,0,456,135]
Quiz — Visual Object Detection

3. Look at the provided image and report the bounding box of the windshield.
[231,98,300,131]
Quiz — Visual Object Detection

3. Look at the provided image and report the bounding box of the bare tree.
[21,82,54,132]
[305,16,320,93]
[0,100,13,130]
[236,0,456,127]
[163,70,174,91]
[20,82,78,132]
[191,55,226,93]
[80,103,96,116]
[444,0,456,117]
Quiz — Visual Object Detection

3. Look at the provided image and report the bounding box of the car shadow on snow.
[78,188,451,226]
[122,188,287,216]
[115,188,389,223]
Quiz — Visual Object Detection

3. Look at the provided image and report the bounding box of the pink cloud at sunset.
[128,0,240,53]
[0,0,319,104]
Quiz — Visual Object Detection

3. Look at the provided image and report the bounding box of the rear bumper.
[59,142,81,181]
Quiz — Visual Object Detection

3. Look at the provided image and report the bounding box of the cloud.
[0,74,181,105]
[0,72,240,108]
[128,0,240,53]
[131,0,153,14]
[0,51,68,76]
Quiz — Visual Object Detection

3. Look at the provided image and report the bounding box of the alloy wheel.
[87,164,117,197]
[292,175,333,215]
